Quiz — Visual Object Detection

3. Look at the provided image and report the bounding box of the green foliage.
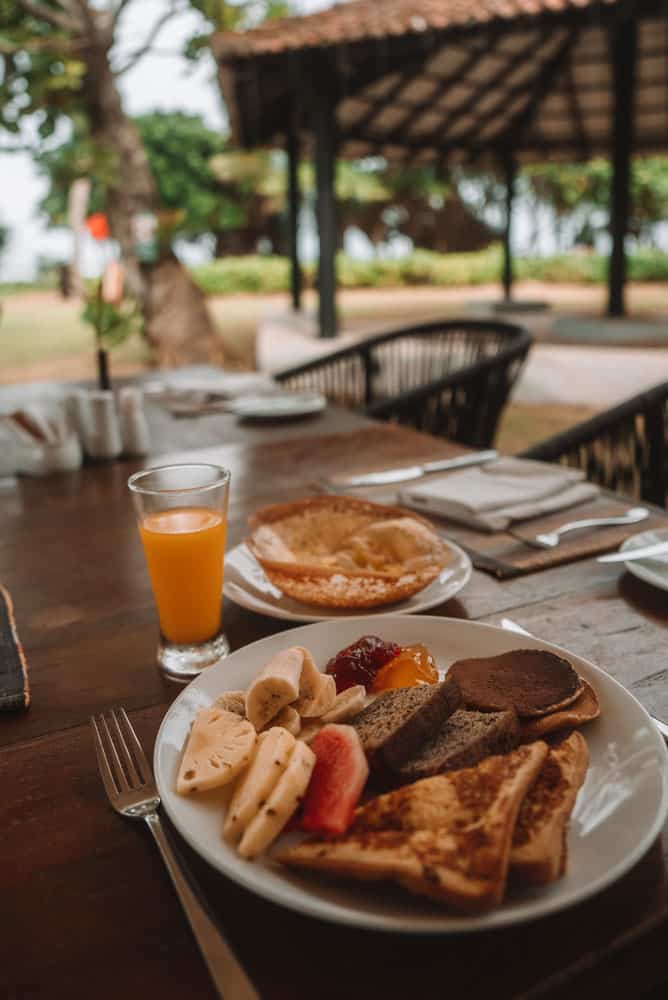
[35,117,115,223]
[81,285,142,349]
[627,246,668,282]
[136,112,229,240]
[193,255,291,293]
[36,112,287,244]
[191,246,668,295]
[524,158,668,245]
[185,0,293,58]
[0,1,87,140]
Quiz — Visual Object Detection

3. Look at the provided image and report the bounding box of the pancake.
[246,496,451,609]
[446,649,584,719]
[519,681,600,740]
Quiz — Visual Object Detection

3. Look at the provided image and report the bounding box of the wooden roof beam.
[346,38,453,137]
[367,36,492,147]
[406,28,562,153]
[561,59,589,159]
[491,28,581,151]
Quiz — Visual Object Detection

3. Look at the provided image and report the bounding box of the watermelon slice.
[300,724,369,837]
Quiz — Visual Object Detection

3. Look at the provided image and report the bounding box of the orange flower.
[86,213,110,241]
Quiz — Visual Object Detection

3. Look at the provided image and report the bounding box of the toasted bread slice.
[392,708,520,785]
[279,741,548,912]
[519,681,600,741]
[510,731,589,885]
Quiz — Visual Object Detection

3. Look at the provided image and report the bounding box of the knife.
[598,541,668,563]
[325,449,498,488]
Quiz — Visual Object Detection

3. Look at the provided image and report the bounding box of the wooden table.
[2,401,668,1000]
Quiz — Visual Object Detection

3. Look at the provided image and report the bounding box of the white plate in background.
[229,392,327,420]
[620,527,668,592]
[223,540,472,622]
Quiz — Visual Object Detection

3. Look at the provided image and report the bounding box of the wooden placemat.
[435,495,668,578]
[313,478,668,579]
[0,585,30,712]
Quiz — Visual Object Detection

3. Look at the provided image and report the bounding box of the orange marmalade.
[371,643,439,692]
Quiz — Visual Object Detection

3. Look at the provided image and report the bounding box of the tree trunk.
[84,48,223,368]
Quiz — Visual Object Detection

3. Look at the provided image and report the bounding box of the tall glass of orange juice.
[128,464,230,681]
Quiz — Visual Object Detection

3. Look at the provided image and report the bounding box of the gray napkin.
[399,457,599,532]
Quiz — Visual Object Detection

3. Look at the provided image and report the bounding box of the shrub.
[186,247,668,297]
[192,256,291,294]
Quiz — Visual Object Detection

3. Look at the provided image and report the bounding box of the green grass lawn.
[0,293,149,370]
[0,288,600,454]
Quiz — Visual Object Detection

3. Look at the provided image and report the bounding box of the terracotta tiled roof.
[212,0,614,59]
[212,0,668,163]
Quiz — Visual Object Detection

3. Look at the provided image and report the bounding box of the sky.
[0,0,331,281]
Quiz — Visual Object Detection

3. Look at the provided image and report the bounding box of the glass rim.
[127,463,230,498]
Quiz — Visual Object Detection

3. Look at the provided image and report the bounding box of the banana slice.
[214,691,246,717]
[245,647,304,730]
[294,647,337,718]
[321,684,366,723]
[270,705,301,737]
[176,708,256,795]
[223,727,295,842]
[238,740,316,859]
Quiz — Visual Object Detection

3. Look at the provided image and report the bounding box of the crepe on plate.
[246,496,452,609]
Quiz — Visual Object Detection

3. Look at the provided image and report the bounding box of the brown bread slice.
[510,731,589,885]
[279,741,549,912]
[393,708,520,785]
[348,679,461,772]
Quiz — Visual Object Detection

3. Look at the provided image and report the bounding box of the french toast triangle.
[510,731,589,885]
[279,741,549,912]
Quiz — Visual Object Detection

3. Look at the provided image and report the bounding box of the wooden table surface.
[1,400,668,1000]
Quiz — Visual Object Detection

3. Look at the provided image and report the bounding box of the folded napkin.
[0,585,30,713]
[399,457,600,532]
[0,403,82,476]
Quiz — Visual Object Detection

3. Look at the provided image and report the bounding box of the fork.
[512,506,649,549]
[91,707,259,1000]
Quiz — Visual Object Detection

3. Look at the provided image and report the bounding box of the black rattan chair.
[276,319,533,448]
[520,381,668,507]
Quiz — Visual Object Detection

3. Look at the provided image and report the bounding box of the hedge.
[190,245,668,295]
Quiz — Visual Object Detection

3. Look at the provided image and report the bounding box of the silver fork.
[515,506,649,549]
[91,707,259,1000]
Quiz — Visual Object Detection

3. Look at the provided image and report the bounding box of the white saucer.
[223,540,472,622]
[620,527,668,591]
[229,392,326,420]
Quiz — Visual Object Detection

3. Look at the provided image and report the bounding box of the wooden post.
[286,119,302,312]
[608,18,637,318]
[502,154,516,302]
[313,93,337,338]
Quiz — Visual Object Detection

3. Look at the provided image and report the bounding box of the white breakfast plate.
[222,540,472,622]
[620,527,668,592]
[154,615,668,933]
[228,392,327,420]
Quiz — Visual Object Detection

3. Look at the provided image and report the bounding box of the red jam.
[326,635,401,692]
[371,643,439,692]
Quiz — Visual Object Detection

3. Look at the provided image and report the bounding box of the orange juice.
[139,506,227,645]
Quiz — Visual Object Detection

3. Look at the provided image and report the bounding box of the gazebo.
[212,0,668,337]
